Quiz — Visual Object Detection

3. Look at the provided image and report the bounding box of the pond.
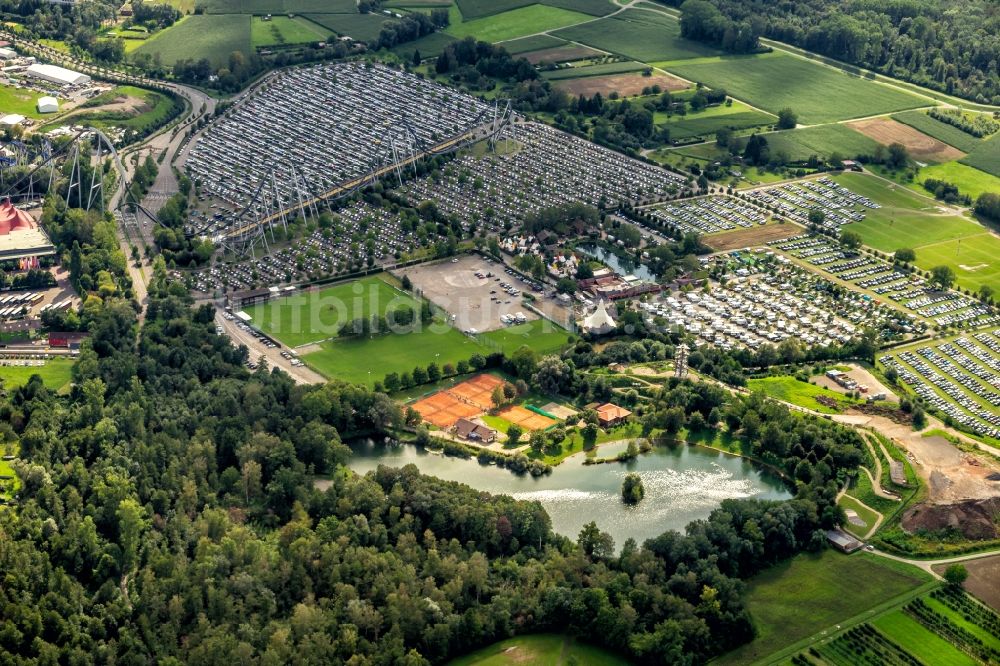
[347,440,791,548]
[576,243,655,282]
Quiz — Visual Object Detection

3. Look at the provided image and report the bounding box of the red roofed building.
[0,199,55,267]
[0,199,36,235]
[595,403,632,427]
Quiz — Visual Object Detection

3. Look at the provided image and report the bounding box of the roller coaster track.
[220,101,516,242]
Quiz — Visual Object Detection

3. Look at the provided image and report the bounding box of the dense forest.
[670,0,1000,104]
[0,194,870,663]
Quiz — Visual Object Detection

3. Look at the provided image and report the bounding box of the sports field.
[446,5,591,43]
[304,325,482,386]
[714,551,930,665]
[479,321,570,355]
[0,358,74,393]
[133,15,251,67]
[911,161,1000,201]
[831,173,1000,295]
[449,633,629,666]
[244,276,421,348]
[553,9,721,63]
[664,52,928,124]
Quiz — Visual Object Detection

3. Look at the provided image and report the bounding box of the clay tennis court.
[497,405,558,431]
[411,374,506,429]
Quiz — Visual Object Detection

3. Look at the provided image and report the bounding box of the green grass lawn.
[449,634,630,665]
[478,321,571,355]
[664,52,928,124]
[251,16,328,47]
[0,442,20,502]
[391,31,457,59]
[871,611,977,666]
[0,358,74,393]
[553,8,721,63]
[304,325,484,386]
[0,82,60,119]
[831,172,983,252]
[838,494,879,538]
[747,376,856,414]
[446,5,592,43]
[44,85,182,134]
[244,276,422,348]
[960,133,1000,178]
[910,161,1000,201]
[133,15,251,67]
[714,551,931,666]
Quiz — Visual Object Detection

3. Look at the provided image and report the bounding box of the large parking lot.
[395,255,545,333]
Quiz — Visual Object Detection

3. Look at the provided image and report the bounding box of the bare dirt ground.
[839,414,1000,503]
[60,94,148,123]
[522,45,602,64]
[812,363,898,401]
[395,255,540,333]
[703,222,802,252]
[935,555,1000,611]
[847,118,965,162]
[554,72,687,97]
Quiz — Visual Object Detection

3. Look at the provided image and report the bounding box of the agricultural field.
[197,0,358,13]
[456,0,614,21]
[960,133,1000,178]
[477,320,570,355]
[446,5,591,43]
[521,44,603,65]
[747,375,858,414]
[714,551,930,665]
[0,358,74,393]
[448,634,630,666]
[893,110,985,153]
[553,72,686,98]
[657,102,775,140]
[541,60,648,80]
[497,33,565,54]
[553,9,721,63]
[871,610,977,665]
[304,13,390,42]
[848,117,965,163]
[133,15,251,66]
[391,31,456,59]
[664,52,928,124]
[250,16,328,47]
